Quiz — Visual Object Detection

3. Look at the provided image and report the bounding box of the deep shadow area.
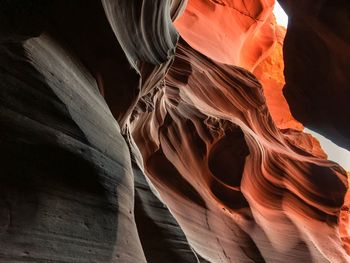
[0,26,119,262]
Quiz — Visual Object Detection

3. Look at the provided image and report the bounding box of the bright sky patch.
[273,1,288,27]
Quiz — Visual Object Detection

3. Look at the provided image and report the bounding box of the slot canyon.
[0,0,349,262]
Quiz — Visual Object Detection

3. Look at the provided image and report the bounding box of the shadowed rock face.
[0,1,196,262]
[0,0,349,262]
[279,0,350,151]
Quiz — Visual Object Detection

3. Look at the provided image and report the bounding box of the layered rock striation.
[0,0,349,262]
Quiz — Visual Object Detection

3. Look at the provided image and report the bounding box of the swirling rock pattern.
[132,39,349,262]
[0,0,349,262]
[174,0,302,131]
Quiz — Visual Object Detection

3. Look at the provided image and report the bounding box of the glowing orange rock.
[175,0,302,131]
[174,0,275,70]
[131,40,349,262]
[253,25,303,130]
[340,173,350,255]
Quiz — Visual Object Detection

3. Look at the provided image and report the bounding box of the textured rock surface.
[0,1,196,262]
[0,0,349,262]
[252,26,302,131]
[0,37,145,262]
[174,0,275,69]
[132,39,349,262]
[174,0,302,131]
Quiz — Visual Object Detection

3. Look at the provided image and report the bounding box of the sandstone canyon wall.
[0,0,349,262]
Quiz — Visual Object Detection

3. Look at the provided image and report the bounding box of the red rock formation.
[131,39,349,262]
[253,26,303,131]
[0,0,349,262]
[174,0,303,132]
[174,0,275,69]
[340,175,350,255]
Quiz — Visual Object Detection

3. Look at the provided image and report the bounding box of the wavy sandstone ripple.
[0,0,349,262]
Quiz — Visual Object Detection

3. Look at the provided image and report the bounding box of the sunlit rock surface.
[174,0,302,131]
[174,0,275,70]
[132,39,349,262]
[0,0,349,262]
